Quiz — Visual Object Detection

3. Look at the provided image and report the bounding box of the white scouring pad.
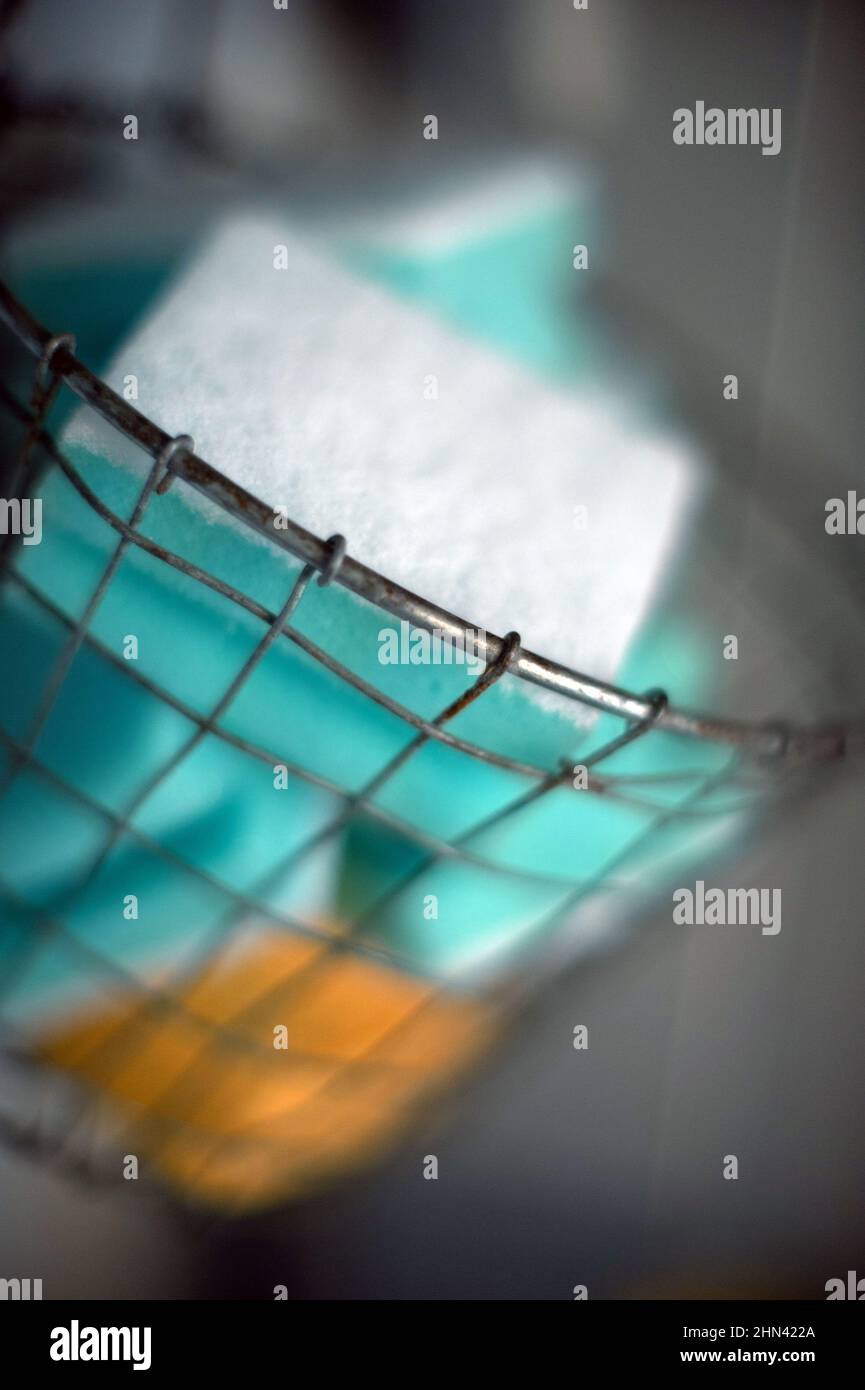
[66,214,703,718]
[5,208,715,997]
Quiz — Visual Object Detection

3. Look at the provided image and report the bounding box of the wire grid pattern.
[0,286,844,1198]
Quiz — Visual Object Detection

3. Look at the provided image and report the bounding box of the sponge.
[3,204,710,1017]
[65,214,700,706]
[0,192,726,1207]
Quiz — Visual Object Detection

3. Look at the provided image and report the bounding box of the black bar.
[0,1297,860,1374]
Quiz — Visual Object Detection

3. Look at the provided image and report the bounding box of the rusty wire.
[0,277,860,1200]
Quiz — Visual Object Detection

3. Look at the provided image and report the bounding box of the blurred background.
[0,0,863,1298]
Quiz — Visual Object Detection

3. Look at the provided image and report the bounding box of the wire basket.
[0,279,861,1211]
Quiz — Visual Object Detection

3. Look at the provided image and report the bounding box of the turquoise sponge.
[0,189,730,1026]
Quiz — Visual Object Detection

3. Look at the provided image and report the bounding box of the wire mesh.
[0,280,860,1210]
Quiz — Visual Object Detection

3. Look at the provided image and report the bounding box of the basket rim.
[0,277,857,766]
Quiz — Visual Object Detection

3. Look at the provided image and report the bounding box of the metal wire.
[2,280,860,764]
[0,278,859,1206]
